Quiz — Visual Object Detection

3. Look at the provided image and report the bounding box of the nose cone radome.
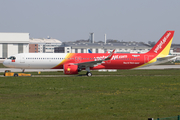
[3,60,10,68]
[3,60,7,67]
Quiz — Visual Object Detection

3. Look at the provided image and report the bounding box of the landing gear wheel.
[14,73,18,77]
[86,72,92,77]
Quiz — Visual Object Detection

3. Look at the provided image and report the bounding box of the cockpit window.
[8,56,16,60]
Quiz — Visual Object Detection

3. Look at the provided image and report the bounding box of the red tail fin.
[147,31,174,56]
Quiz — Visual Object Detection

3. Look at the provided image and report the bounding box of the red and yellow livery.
[3,31,175,76]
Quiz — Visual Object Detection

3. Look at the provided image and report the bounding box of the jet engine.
[63,64,79,75]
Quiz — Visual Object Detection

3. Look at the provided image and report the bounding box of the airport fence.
[155,115,180,120]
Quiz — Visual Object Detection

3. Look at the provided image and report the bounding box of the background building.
[0,33,29,58]
[54,41,152,53]
[29,38,62,53]
[54,33,152,53]
[29,44,38,53]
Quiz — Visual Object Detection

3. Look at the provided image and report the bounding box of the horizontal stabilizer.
[157,55,176,61]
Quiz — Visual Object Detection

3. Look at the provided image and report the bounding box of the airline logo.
[94,56,107,61]
[94,55,128,61]
[154,32,171,53]
[112,55,127,60]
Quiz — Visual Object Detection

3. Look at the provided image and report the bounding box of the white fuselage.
[3,53,67,69]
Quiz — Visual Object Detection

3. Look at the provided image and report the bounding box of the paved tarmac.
[135,65,180,69]
[0,68,63,73]
[0,65,180,73]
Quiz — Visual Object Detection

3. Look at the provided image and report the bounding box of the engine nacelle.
[63,64,79,75]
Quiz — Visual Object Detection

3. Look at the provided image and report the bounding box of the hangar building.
[0,33,29,58]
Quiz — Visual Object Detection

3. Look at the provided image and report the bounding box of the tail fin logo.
[154,32,171,53]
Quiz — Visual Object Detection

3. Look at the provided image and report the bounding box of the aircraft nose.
[3,60,9,67]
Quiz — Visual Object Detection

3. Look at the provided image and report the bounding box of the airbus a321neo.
[3,31,176,76]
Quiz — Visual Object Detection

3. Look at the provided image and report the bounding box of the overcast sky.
[0,0,180,43]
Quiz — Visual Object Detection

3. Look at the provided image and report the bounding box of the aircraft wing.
[75,50,115,68]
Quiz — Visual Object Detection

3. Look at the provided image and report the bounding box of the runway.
[135,65,180,69]
[0,65,180,73]
[0,68,63,73]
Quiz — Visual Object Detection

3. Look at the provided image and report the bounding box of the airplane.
[88,49,92,53]
[3,31,176,76]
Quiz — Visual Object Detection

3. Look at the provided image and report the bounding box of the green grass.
[0,63,6,68]
[12,69,180,76]
[1,69,180,76]
[0,71,180,120]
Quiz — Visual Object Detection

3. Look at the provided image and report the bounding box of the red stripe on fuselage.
[52,53,154,69]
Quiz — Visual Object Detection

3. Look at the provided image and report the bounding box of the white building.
[0,33,29,58]
[29,38,62,53]
[55,42,152,54]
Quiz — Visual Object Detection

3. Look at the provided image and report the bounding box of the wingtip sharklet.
[105,49,115,60]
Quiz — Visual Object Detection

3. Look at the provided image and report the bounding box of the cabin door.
[20,55,25,63]
[144,55,149,63]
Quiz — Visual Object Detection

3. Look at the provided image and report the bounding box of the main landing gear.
[86,72,92,77]
[86,67,92,77]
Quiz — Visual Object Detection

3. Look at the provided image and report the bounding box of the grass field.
[1,68,180,76]
[0,63,6,68]
[0,70,180,120]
